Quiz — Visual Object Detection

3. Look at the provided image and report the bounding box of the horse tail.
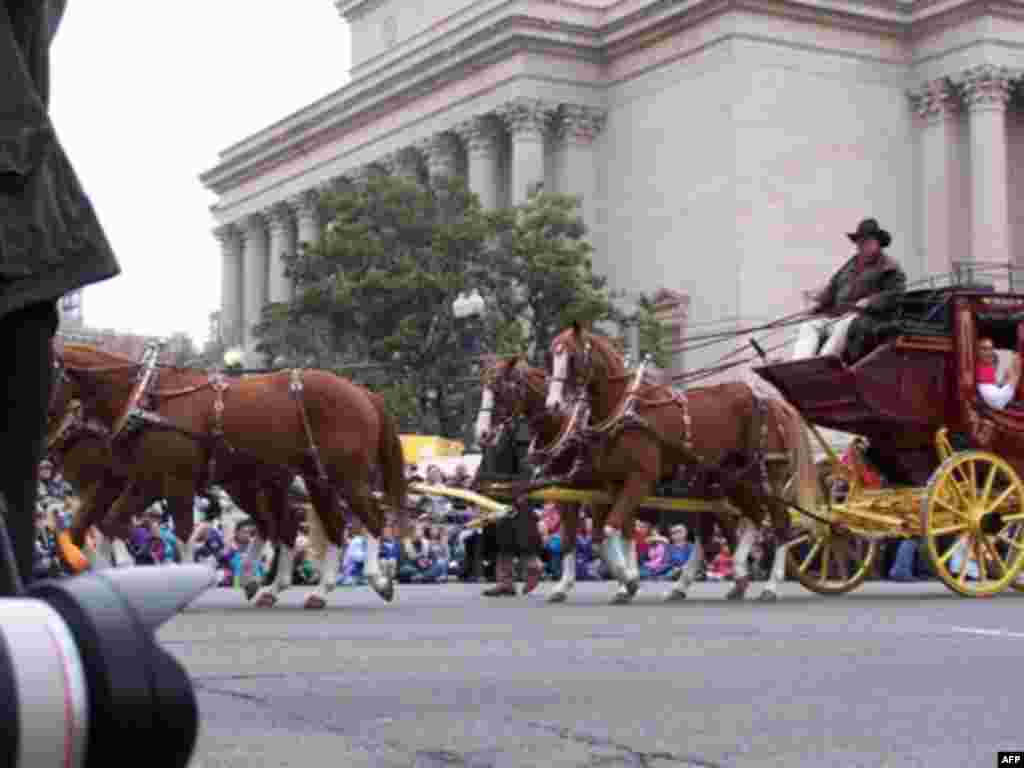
[371,394,410,540]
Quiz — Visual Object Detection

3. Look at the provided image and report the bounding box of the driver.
[792,218,906,362]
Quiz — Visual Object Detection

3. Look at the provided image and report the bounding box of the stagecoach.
[754,285,1024,597]
[420,283,1024,601]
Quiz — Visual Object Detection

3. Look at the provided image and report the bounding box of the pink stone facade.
[203,0,1024,374]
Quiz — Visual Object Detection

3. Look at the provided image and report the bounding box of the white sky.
[49,3,352,345]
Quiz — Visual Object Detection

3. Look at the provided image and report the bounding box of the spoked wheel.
[924,451,1024,597]
[786,521,878,595]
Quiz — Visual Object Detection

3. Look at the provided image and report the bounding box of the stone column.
[911,79,959,279]
[497,98,555,206]
[214,223,243,348]
[960,64,1014,266]
[240,213,269,363]
[454,116,503,209]
[267,204,295,304]
[558,104,607,236]
[291,189,321,251]
[415,132,460,183]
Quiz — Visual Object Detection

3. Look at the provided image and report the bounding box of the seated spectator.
[575,516,600,581]
[398,524,446,583]
[539,505,562,581]
[340,527,368,586]
[639,530,673,580]
[707,544,734,581]
[633,519,653,566]
[288,522,319,585]
[427,525,450,582]
[33,502,61,579]
[380,523,400,575]
[188,522,226,567]
[38,458,73,500]
[976,336,1020,410]
[450,463,471,488]
[888,538,926,582]
[664,524,693,579]
[214,520,262,586]
[948,536,980,581]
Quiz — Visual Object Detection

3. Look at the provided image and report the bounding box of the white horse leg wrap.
[733,520,757,582]
[625,539,639,583]
[274,546,295,593]
[111,539,134,568]
[675,539,704,594]
[316,544,341,596]
[553,553,577,596]
[364,535,381,577]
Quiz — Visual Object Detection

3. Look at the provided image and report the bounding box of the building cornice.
[201,0,1024,199]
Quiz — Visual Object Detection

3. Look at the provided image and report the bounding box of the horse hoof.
[303,594,327,610]
[626,580,640,598]
[371,578,395,603]
[758,590,779,603]
[254,591,277,608]
[663,590,687,602]
[547,591,567,604]
[243,582,260,601]
[726,577,750,601]
[610,590,634,605]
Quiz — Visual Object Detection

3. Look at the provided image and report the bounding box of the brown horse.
[475,356,741,603]
[55,344,410,610]
[543,322,817,603]
[46,392,307,605]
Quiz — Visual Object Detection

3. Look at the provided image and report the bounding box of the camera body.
[0,564,213,768]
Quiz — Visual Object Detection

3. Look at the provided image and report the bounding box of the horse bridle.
[480,366,530,445]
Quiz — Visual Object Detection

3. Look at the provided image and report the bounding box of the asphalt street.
[162,580,1024,768]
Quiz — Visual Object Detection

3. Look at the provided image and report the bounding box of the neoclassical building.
[201,0,1024,373]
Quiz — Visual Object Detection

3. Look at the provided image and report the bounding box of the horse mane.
[60,343,136,368]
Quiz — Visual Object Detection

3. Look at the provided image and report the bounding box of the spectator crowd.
[32,457,948,587]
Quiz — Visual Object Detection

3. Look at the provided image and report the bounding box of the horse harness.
[50,348,327,497]
[563,350,779,502]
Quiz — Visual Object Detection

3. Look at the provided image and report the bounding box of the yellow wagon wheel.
[923,451,1024,597]
[786,521,878,595]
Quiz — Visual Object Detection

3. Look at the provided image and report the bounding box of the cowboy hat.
[847,218,891,248]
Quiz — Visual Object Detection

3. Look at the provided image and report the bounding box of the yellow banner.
[400,435,464,464]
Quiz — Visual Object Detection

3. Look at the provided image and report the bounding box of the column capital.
[288,188,320,218]
[267,203,293,235]
[908,78,959,123]
[240,212,268,239]
[414,132,460,160]
[496,97,557,140]
[958,64,1016,112]
[557,104,608,143]
[379,147,421,178]
[453,116,502,154]
[415,133,460,179]
[212,222,241,245]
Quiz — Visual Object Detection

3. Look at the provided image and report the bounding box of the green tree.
[258,174,498,438]
[632,294,673,369]
[486,191,620,364]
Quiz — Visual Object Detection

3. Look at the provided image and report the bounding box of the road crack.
[520,719,726,767]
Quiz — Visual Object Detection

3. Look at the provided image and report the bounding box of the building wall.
[601,41,740,376]
[348,0,485,74]
[733,39,916,328]
[1008,109,1024,272]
